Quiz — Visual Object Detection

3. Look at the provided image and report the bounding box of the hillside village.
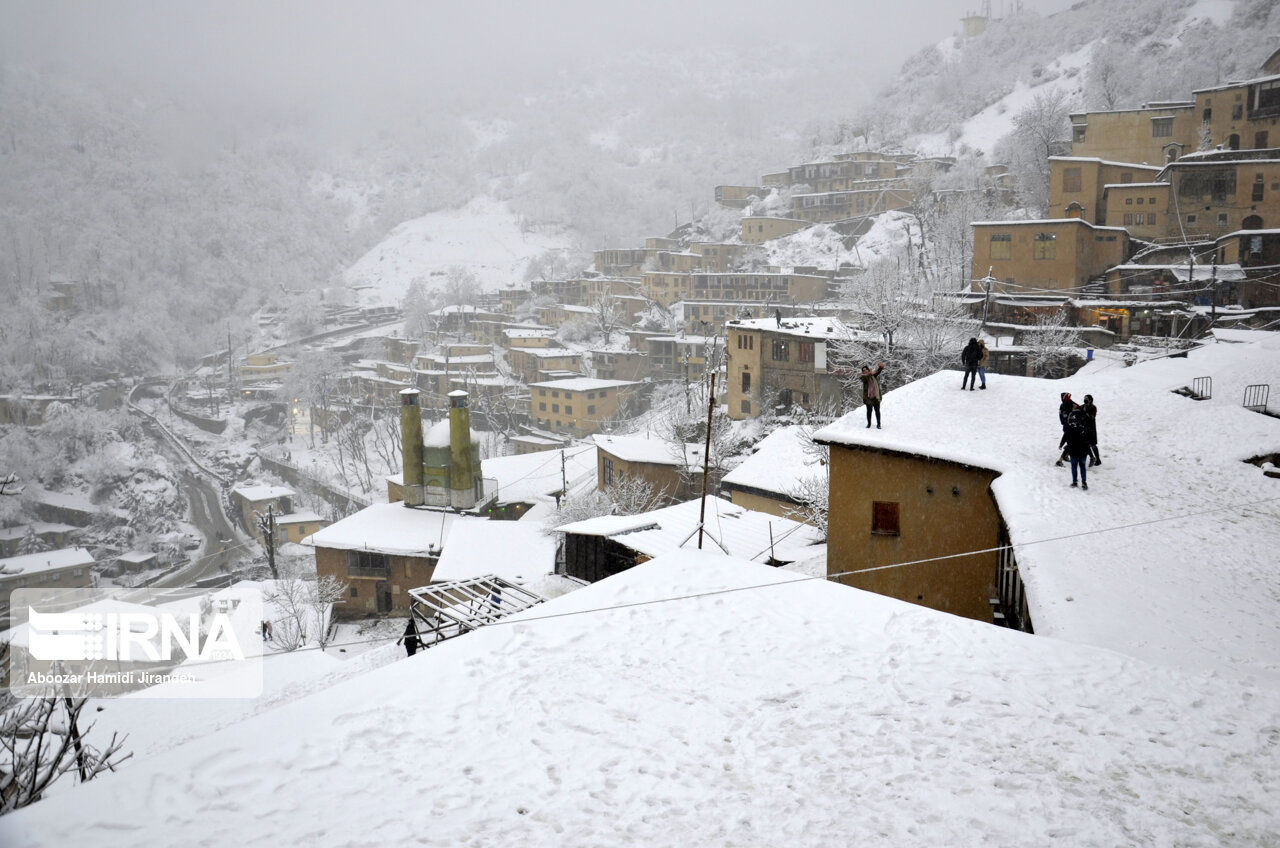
[2,2,1280,844]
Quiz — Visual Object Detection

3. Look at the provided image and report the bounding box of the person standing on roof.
[1055,392,1076,467]
[1060,406,1092,490]
[1082,394,1101,466]
[976,339,989,390]
[860,362,884,429]
[961,338,981,390]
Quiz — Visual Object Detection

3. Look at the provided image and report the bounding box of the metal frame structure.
[407,576,545,649]
[1243,383,1270,412]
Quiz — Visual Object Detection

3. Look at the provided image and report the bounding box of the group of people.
[1056,392,1100,490]
[961,338,989,391]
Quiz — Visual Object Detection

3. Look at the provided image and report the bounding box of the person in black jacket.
[961,338,981,390]
[1054,392,1076,467]
[1060,406,1092,489]
[1082,394,1101,466]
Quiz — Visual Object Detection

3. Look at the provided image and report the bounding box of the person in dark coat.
[859,362,884,429]
[1082,394,1100,466]
[1055,392,1077,466]
[398,618,422,657]
[961,338,981,390]
[1059,406,1092,489]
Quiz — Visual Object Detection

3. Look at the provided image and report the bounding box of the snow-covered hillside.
[342,197,572,306]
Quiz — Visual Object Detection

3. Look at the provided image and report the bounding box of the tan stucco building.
[725,317,850,420]
[530,378,641,437]
[971,218,1131,293]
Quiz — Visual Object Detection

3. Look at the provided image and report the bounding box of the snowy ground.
[343,196,572,307]
[3,552,1277,846]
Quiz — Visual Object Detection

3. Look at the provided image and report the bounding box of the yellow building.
[725,317,850,420]
[240,352,292,383]
[1048,157,1162,223]
[273,511,328,545]
[714,185,763,208]
[1069,104,1198,165]
[503,328,559,349]
[230,483,295,537]
[643,271,829,307]
[1100,181,1172,240]
[1159,154,1280,236]
[530,378,641,437]
[590,349,650,382]
[791,186,913,223]
[1193,73,1280,153]
[505,348,584,385]
[740,216,810,245]
[594,434,701,504]
[971,218,1131,294]
[719,425,825,521]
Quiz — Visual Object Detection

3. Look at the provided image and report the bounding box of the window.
[1202,107,1212,123]
[771,339,789,361]
[1073,125,1086,143]
[565,405,572,415]
[1187,214,1197,224]
[539,402,546,411]
[1218,213,1229,227]
[1062,167,1082,193]
[740,400,751,414]
[603,457,614,485]
[1147,213,1156,225]
[871,501,900,536]
[1033,232,1057,260]
[1152,117,1173,138]
[587,391,595,399]
[1232,103,1243,120]
[346,551,388,577]
[1120,172,1133,184]
[797,341,814,363]
[350,586,358,598]
[1256,131,1269,149]
[1253,176,1265,202]
[588,405,595,415]
[990,232,1012,260]
[552,404,559,413]
[1123,213,1133,225]
[1125,197,1133,205]
[1137,197,1144,205]
[741,371,751,392]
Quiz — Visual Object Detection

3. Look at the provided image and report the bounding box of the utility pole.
[560,449,567,502]
[697,372,716,551]
[980,266,994,331]
[227,322,233,389]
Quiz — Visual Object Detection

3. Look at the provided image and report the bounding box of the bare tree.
[1085,42,1124,111]
[0,473,20,497]
[1006,89,1073,214]
[0,676,132,815]
[1026,311,1082,378]
[593,289,624,338]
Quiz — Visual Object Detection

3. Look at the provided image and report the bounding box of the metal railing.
[1244,384,1270,412]
[1191,376,1212,400]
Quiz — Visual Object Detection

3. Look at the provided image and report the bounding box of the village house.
[725,316,852,420]
[674,300,800,334]
[556,496,823,583]
[272,510,327,545]
[590,349,649,382]
[687,242,760,273]
[970,218,1131,294]
[530,377,641,437]
[642,270,830,307]
[240,352,291,383]
[110,550,158,576]
[1156,150,1280,237]
[505,347,584,385]
[229,483,295,537]
[719,425,825,521]
[0,547,96,619]
[713,185,763,208]
[1192,72,1280,153]
[1215,227,1280,308]
[1047,157,1163,223]
[740,216,810,244]
[1068,103,1198,165]
[509,433,567,455]
[791,184,914,223]
[642,334,722,381]
[0,522,78,558]
[812,333,1280,676]
[594,433,703,504]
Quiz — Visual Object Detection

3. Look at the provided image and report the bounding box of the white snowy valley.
[2,0,1280,844]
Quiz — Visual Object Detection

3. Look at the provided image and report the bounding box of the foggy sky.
[2,0,1080,124]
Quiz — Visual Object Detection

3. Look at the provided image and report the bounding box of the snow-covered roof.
[1106,263,1247,282]
[512,347,582,359]
[230,484,294,502]
[1047,156,1164,170]
[1191,72,1280,94]
[429,517,556,584]
[482,446,598,505]
[302,502,454,557]
[7,552,1279,845]
[115,551,157,564]
[0,547,94,577]
[725,316,852,339]
[275,511,324,525]
[1219,228,1280,239]
[814,334,1280,677]
[592,434,702,468]
[503,328,557,338]
[0,522,77,542]
[556,496,823,564]
[1101,181,1169,189]
[971,218,1129,232]
[720,426,824,500]
[528,378,638,391]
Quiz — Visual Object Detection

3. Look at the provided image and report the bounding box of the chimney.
[400,388,424,507]
[447,390,476,510]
